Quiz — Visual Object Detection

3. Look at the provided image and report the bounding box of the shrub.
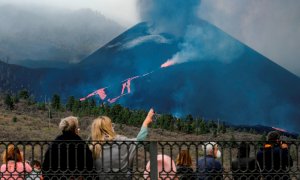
[12,116,17,123]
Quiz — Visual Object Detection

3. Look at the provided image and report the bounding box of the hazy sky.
[0,0,299,76]
[0,0,139,27]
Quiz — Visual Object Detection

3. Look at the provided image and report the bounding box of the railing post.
[150,141,158,180]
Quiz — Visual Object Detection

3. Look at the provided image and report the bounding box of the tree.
[72,100,81,114]
[199,121,209,134]
[66,96,75,111]
[185,114,194,134]
[51,94,61,110]
[175,118,184,132]
[260,133,267,141]
[89,98,96,108]
[19,89,30,99]
[12,94,19,104]
[5,94,14,110]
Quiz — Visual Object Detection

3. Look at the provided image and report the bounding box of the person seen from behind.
[197,142,223,180]
[42,116,94,180]
[231,142,260,180]
[26,160,43,180]
[144,154,177,180]
[1,144,32,180]
[89,108,154,179]
[176,149,195,180]
[256,131,293,180]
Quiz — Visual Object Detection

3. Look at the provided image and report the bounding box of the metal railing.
[0,141,299,179]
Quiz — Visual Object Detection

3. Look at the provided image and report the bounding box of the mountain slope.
[1,21,300,132]
[74,21,300,132]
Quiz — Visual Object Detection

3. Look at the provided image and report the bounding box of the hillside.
[1,20,300,132]
[0,94,264,141]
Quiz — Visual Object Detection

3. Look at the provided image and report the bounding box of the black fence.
[0,141,299,179]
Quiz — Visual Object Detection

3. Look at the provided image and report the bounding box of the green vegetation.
[19,89,30,99]
[4,94,14,110]
[12,116,17,123]
[1,91,298,139]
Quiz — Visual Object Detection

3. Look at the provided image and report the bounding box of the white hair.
[59,116,79,132]
[202,142,217,155]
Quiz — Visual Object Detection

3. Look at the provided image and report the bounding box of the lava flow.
[161,59,175,68]
[80,59,177,104]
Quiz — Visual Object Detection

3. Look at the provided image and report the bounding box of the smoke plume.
[138,0,244,67]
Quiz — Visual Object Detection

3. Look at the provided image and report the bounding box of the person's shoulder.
[214,159,222,166]
[115,134,129,141]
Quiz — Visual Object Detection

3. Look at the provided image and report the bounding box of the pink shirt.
[1,161,32,180]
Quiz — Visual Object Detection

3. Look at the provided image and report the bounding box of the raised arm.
[136,108,155,141]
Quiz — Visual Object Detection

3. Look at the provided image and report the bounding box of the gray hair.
[59,116,79,132]
[202,142,217,155]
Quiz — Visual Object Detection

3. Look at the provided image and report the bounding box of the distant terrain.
[0,92,288,141]
[0,4,124,65]
[1,21,300,132]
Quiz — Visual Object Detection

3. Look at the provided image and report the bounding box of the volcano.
[1,20,300,132]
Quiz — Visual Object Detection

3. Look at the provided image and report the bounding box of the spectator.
[144,154,177,180]
[89,108,154,179]
[197,142,223,180]
[231,142,260,180]
[42,116,93,180]
[27,160,43,180]
[176,149,195,180]
[256,131,293,180]
[1,144,32,180]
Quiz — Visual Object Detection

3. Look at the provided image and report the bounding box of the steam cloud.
[0,3,124,65]
[136,0,300,132]
[138,0,244,67]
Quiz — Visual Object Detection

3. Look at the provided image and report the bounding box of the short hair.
[59,116,79,132]
[267,131,280,142]
[31,160,41,168]
[202,142,217,155]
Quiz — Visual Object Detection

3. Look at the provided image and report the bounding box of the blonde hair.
[2,144,23,163]
[90,116,117,158]
[59,116,79,132]
[176,149,192,167]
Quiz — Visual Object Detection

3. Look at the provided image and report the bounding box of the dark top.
[42,131,94,180]
[176,165,196,180]
[197,155,223,180]
[256,144,293,180]
[231,157,260,180]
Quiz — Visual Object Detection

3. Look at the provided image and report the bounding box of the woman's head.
[2,144,23,163]
[90,116,117,158]
[91,116,116,141]
[176,149,192,167]
[59,116,79,134]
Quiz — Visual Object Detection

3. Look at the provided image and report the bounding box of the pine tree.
[66,96,75,111]
[199,121,209,134]
[5,94,14,110]
[51,94,61,110]
[19,89,29,99]
[260,132,267,141]
[185,114,194,134]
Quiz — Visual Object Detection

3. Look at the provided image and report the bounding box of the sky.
[0,0,139,27]
[0,0,299,76]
